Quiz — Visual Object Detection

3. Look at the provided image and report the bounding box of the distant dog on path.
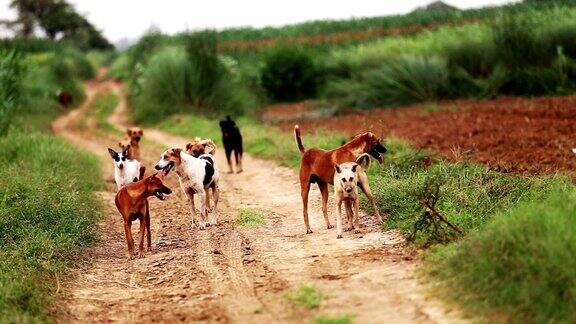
[186,137,217,157]
[294,125,386,234]
[219,116,243,173]
[121,127,143,160]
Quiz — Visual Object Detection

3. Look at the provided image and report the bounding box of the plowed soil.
[51,72,465,323]
[272,96,576,174]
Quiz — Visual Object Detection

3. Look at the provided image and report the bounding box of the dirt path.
[53,76,465,323]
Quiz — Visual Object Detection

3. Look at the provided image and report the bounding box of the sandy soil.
[51,75,465,323]
[271,97,576,175]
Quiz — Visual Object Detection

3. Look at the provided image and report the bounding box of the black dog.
[219,116,243,173]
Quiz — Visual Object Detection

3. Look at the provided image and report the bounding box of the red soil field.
[269,96,576,175]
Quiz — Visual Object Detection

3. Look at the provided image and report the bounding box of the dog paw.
[227,170,234,174]
[306,229,313,234]
[337,234,343,239]
[199,223,206,230]
[327,224,334,229]
[354,229,361,234]
[345,227,352,232]
[236,169,243,174]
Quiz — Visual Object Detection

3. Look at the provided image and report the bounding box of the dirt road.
[52,76,464,323]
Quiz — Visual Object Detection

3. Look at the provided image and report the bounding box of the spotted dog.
[108,147,145,191]
[155,148,220,229]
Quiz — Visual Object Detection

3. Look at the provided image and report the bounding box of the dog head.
[108,147,129,170]
[186,137,216,157]
[118,139,131,152]
[334,162,359,195]
[154,148,182,176]
[219,116,237,138]
[354,132,387,164]
[126,127,144,143]
[145,173,172,201]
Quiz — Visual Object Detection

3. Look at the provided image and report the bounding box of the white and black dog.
[155,148,220,230]
[108,147,145,191]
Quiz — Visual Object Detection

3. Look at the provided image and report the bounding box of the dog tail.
[294,125,305,154]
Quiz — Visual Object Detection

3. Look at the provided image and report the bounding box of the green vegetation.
[285,284,324,309]
[426,188,576,322]
[315,314,353,324]
[0,40,103,321]
[236,208,265,227]
[0,132,102,321]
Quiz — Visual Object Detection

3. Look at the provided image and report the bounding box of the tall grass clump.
[425,187,576,322]
[0,51,25,136]
[0,132,102,321]
[261,45,321,102]
[130,31,256,123]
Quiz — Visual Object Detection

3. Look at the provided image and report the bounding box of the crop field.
[3,0,576,322]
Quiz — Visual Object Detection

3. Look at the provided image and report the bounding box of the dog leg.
[186,189,197,229]
[138,216,146,257]
[234,150,242,173]
[336,199,343,239]
[359,177,385,224]
[318,182,333,229]
[345,202,354,231]
[145,203,152,252]
[301,181,312,234]
[225,149,233,173]
[198,190,207,230]
[209,184,219,226]
[354,198,361,234]
[123,220,135,258]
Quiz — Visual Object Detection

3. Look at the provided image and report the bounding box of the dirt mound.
[271,96,576,174]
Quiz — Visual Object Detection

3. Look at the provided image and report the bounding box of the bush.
[444,39,496,78]
[130,33,255,123]
[426,187,576,322]
[261,45,320,102]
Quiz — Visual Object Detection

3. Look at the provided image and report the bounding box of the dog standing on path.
[219,116,243,173]
[294,125,387,234]
[186,137,217,157]
[108,147,145,190]
[115,172,172,258]
[334,154,371,239]
[155,148,220,230]
[121,127,143,160]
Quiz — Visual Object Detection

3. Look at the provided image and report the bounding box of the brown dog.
[115,172,172,258]
[120,127,143,160]
[185,137,217,157]
[294,125,387,234]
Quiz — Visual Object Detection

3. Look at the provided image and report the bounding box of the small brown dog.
[115,172,172,258]
[294,125,387,234]
[185,137,217,157]
[120,127,143,160]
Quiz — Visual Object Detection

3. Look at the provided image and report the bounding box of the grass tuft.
[236,209,265,227]
[285,284,323,309]
[315,314,353,324]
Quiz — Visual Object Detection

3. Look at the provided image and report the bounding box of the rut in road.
[53,76,466,323]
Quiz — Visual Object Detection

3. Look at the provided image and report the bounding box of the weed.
[315,314,353,324]
[236,209,265,227]
[285,284,323,309]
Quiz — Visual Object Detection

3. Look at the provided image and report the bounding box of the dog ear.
[335,165,341,173]
[351,164,358,173]
[107,148,116,158]
[356,153,371,170]
[122,145,130,156]
[185,143,192,151]
[126,128,131,136]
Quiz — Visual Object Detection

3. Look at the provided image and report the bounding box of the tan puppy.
[186,137,217,157]
[294,125,387,234]
[115,172,172,258]
[121,127,143,160]
[334,154,371,239]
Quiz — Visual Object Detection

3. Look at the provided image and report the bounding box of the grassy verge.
[81,91,121,136]
[0,131,103,321]
[156,114,576,320]
[236,208,265,227]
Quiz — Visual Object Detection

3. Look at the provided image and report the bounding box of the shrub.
[130,33,255,123]
[284,284,323,309]
[236,209,265,227]
[261,45,320,102]
[426,187,576,322]
[444,39,496,78]
[0,51,25,136]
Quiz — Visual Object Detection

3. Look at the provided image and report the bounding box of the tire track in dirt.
[54,75,466,323]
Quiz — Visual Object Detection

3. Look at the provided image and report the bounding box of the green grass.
[315,314,353,324]
[236,208,265,227]
[0,131,103,321]
[285,284,324,309]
